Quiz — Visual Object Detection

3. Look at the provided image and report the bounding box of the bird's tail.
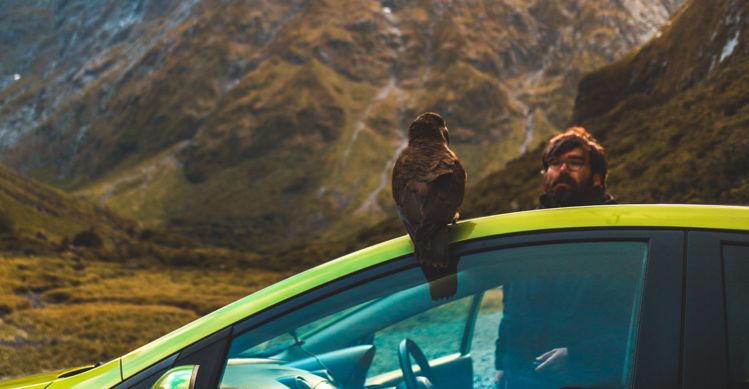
[420,263,459,301]
[414,224,449,268]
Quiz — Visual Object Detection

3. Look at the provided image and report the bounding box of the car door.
[683,230,749,389]
[111,327,232,389]
[208,228,682,389]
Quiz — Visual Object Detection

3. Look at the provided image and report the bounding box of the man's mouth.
[553,179,574,189]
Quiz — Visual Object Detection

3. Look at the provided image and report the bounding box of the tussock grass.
[38,265,284,316]
[0,255,284,379]
[0,304,198,378]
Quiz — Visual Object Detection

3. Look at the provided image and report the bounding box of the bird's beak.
[444,128,450,145]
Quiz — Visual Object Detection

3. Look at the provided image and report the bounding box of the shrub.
[72,231,103,248]
[169,251,201,266]
[0,211,15,235]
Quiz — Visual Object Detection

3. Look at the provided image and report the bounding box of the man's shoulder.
[598,192,617,205]
[537,190,617,209]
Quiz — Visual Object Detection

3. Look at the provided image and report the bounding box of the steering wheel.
[398,338,439,389]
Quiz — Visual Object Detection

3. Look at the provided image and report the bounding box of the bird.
[392,112,467,269]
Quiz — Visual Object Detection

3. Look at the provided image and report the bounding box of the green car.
[4,204,749,389]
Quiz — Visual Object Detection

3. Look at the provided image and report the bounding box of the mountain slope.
[571,0,749,205]
[264,0,749,270]
[0,163,135,252]
[1,0,685,252]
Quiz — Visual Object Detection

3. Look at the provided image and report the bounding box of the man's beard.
[544,173,595,206]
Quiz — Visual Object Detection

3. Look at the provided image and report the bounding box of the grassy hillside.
[65,56,534,253]
[571,0,749,205]
[0,164,287,379]
[0,256,284,378]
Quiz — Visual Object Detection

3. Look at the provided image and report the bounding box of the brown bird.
[392,112,467,269]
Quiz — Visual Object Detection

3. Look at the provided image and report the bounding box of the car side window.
[218,240,648,389]
[723,244,749,388]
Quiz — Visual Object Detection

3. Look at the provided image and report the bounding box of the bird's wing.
[414,156,467,243]
[393,150,426,240]
[392,152,407,205]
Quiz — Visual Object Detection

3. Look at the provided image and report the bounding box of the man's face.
[544,147,602,205]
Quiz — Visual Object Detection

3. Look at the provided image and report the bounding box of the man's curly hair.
[542,127,609,190]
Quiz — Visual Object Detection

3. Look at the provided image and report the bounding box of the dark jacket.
[494,275,634,388]
[538,187,617,209]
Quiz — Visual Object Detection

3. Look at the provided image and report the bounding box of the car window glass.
[239,301,374,357]
[722,244,749,388]
[471,286,505,388]
[465,241,647,389]
[219,241,648,389]
[367,295,474,377]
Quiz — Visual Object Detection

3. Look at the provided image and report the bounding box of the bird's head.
[408,113,450,146]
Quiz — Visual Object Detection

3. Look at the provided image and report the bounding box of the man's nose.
[559,162,570,172]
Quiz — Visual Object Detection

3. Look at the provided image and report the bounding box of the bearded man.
[539,127,616,208]
[494,127,621,389]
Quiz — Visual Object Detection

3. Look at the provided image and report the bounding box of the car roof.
[119,204,749,378]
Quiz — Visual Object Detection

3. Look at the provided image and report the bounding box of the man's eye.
[549,159,562,167]
[569,160,584,168]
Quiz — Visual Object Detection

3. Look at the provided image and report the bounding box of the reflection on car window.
[472,286,505,388]
[723,244,749,388]
[468,242,647,389]
[237,301,375,358]
[239,331,296,358]
[220,241,647,389]
[298,301,377,339]
[367,295,473,377]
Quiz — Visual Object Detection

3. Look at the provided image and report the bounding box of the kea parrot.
[392,112,467,270]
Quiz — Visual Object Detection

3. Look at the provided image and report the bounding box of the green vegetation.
[0,255,283,378]
[0,162,287,379]
[571,0,749,205]
[64,55,541,254]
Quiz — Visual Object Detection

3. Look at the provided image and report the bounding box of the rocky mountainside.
[263,0,749,269]
[0,0,684,252]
